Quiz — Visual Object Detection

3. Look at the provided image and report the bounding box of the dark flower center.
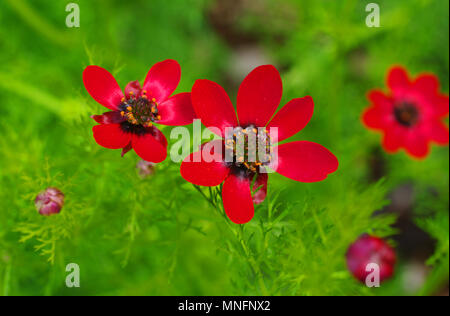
[119,91,160,128]
[394,102,419,127]
[225,125,272,176]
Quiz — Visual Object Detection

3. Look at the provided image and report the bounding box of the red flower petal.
[429,122,450,145]
[368,90,393,110]
[142,59,181,103]
[157,92,196,126]
[91,111,125,124]
[83,66,124,111]
[362,107,385,129]
[362,91,394,130]
[382,126,404,153]
[413,74,449,117]
[92,124,131,149]
[180,140,230,186]
[132,131,168,163]
[222,173,255,224]
[413,75,449,118]
[414,74,439,95]
[192,79,238,137]
[404,133,430,159]
[272,141,338,183]
[125,80,142,99]
[237,65,283,127]
[387,66,411,95]
[267,96,314,142]
[152,126,168,148]
[252,172,268,205]
[435,94,450,118]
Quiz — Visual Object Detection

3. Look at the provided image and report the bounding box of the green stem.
[236,225,269,296]
[192,185,269,295]
[2,261,12,296]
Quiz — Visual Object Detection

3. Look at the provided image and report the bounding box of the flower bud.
[137,160,156,178]
[35,187,65,216]
[346,234,396,284]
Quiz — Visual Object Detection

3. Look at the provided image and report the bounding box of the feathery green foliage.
[0,0,448,296]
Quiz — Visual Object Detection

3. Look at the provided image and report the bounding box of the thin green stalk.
[3,261,12,296]
[192,185,269,295]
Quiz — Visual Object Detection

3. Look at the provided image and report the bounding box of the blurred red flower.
[346,235,396,284]
[181,65,338,224]
[362,66,449,159]
[83,60,196,163]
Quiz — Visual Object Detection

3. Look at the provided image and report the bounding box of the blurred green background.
[0,0,448,296]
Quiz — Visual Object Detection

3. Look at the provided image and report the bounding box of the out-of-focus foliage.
[0,0,448,295]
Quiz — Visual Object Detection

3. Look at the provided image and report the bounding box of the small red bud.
[35,187,65,216]
[137,160,156,178]
[346,235,396,284]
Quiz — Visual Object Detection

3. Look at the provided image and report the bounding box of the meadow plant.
[0,0,448,297]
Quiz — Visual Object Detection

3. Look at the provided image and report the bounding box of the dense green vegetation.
[0,0,448,295]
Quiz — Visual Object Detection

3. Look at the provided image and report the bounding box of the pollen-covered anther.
[225,139,235,149]
[119,94,160,126]
[226,125,273,174]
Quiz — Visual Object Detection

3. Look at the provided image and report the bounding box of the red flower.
[346,235,396,284]
[83,60,196,163]
[362,66,449,159]
[180,65,339,224]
